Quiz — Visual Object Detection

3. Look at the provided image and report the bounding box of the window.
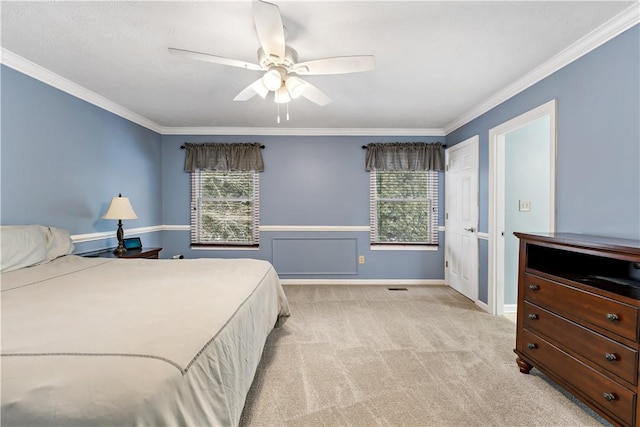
[190,170,259,246]
[370,170,438,245]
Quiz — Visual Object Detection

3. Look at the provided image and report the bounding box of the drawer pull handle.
[606,313,619,322]
[604,353,618,361]
[603,392,616,402]
[528,284,539,291]
[528,314,538,320]
[527,343,537,350]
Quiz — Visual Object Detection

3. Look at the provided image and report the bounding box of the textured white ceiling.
[1,1,636,133]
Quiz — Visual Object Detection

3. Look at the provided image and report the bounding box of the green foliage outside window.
[373,170,437,244]
[195,171,257,245]
[199,201,253,243]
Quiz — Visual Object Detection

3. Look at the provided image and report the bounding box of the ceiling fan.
[168,0,375,107]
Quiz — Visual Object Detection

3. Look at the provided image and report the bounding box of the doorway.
[488,100,557,315]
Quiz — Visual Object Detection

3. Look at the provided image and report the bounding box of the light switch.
[519,200,531,212]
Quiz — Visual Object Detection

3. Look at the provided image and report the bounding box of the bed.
[1,225,290,426]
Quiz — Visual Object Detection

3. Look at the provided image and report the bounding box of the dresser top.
[514,232,640,255]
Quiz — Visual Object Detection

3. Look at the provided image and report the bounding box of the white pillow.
[0,225,48,272]
[40,226,75,262]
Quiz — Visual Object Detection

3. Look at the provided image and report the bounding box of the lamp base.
[113,220,127,256]
[113,245,127,256]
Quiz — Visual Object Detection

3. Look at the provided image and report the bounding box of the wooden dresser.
[514,232,640,426]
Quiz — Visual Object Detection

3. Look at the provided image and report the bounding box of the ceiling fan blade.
[234,78,269,101]
[168,48,262,71]
[252,0,286,61]
[293,55,376,75]
[298,80,332,106]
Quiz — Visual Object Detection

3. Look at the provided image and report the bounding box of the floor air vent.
[387,287,408,291]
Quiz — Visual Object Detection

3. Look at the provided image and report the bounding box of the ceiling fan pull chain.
[286,102,290,121]
[277,102,280,124]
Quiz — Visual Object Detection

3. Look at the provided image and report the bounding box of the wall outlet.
[519,200,531,212]
[358,255,365,264]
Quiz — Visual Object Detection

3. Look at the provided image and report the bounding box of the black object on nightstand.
[123,237,143,250]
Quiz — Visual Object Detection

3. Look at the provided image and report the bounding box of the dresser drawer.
[524,273,639,342]
[521,329,636,426]
[524,301,638,385]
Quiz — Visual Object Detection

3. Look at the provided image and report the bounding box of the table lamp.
[102,193,138,255]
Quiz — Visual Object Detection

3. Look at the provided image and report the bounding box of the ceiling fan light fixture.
[285,76,306,99]
[274,87,291,104]
[263,69,283,91]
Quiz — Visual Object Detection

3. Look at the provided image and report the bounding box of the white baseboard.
[504,304,517,314]
[280,279,446,286]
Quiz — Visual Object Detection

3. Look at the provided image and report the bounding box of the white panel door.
[445,136,479,301]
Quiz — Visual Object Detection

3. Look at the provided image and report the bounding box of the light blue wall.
[447,24,640,303]
[1,65,163,253]
[504,116,552,304]
[160,134,445,279]
[2,24,637,284]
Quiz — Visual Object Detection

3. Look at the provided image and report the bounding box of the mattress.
[1,255,290,426]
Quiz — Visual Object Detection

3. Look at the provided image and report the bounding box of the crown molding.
[158,126,446,136]
[1,48,164,134]
[3,3,638,138]
[444,3,640,135]
[0,48,444,137]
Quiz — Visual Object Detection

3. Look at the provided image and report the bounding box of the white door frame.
[445,135,479,304]
[487,99,557,315]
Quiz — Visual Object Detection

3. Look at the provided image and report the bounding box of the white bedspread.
[1,255,290,426]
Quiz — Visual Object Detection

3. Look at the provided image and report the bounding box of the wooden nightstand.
[81,247,162,259]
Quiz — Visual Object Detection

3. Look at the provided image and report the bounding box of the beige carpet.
[240,285,609,426]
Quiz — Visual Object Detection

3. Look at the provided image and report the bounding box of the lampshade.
[285,76,306,99]
[102,195,138,220]
[274,87,291,104]
[262,69,282,91]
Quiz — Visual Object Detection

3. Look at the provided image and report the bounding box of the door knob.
[464,227,476,232]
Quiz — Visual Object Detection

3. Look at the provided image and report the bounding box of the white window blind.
[370,170,439,245]
[190,170,259,246]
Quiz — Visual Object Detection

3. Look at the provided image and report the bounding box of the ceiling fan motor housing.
[259,46,301,92]
[258,46,298,73]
